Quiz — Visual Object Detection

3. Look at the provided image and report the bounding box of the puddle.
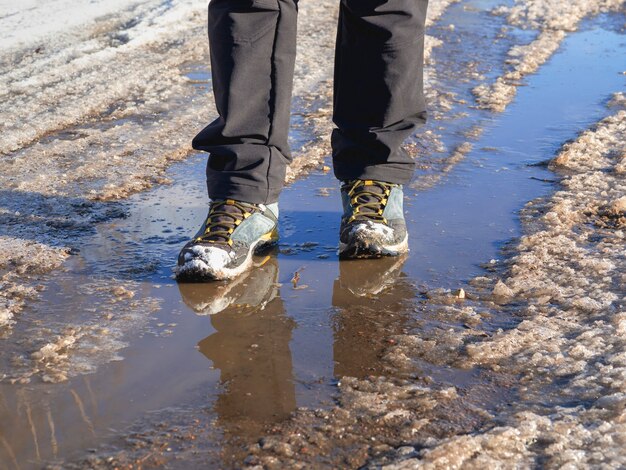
[1,7,625,469]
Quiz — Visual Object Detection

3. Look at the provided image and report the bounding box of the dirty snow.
[246,94,626,468]
[0,0,341,344]
[0,0,459,342]
[3,280,161,384]
[473,0,626,111]
[3,0,624,466]
[0,0,563,390]
[0,238,69,331]
[416,98,626,468]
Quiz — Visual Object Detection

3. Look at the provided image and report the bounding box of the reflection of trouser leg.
[193,0,298,205]
[198,296,296,425]
[332,0,429,184]
[332,256,411,378]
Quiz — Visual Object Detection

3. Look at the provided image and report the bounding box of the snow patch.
[473,0,625,112]
[175,245,235,280]
[350,221,395,244]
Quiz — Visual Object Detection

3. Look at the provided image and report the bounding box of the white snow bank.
[0,0,150,52]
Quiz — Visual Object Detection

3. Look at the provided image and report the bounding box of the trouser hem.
[333,163,414,185]
[207,180,283,205]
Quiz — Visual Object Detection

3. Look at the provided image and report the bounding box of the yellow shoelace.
[194,199,254,246]
[346,180,393,224]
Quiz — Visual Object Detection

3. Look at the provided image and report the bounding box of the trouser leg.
[332,0,428,184]
[192,0,298,204]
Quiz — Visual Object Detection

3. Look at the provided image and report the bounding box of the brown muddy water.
[1,4,625,469]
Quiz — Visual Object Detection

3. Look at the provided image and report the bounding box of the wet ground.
[1,0,625,468]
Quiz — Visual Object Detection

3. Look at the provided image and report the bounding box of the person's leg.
[177,0,297,282]
[332,0,428,184]
[192,0,299,205]
[333,0,428,259]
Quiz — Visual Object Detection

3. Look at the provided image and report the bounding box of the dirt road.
[1,0,624,468]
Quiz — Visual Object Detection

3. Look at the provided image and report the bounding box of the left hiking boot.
[338,179,409,259]
[175,199,278,281]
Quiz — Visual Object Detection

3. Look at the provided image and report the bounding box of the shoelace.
[345,179,393,224]
[194,199,256,246]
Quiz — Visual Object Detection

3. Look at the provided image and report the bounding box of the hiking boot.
[175,199,278,281]
[338,179,408,259]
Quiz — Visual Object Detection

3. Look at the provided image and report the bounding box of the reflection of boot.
[333,254,408,300]
[177,256,279,316]
[179,257,296,443]
[332,255,413,378]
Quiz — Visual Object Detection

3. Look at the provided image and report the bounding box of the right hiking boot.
[175,199,278,282]
[338,179,409,259]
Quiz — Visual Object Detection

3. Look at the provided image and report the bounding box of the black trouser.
[193,0,428,204]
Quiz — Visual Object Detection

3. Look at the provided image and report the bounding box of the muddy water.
[1,9,625,470]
